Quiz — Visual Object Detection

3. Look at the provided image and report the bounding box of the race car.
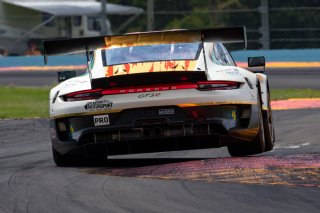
[44,26,275,166]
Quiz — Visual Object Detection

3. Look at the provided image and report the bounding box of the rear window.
[102,43,201,66]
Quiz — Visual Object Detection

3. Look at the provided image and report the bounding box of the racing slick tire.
[227,87,265,156]
[52,147,84,167]
[263,83,275,151]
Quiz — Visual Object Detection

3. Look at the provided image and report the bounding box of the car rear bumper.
[51,104,260,155]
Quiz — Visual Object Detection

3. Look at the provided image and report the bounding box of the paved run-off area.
[0,108,319,213]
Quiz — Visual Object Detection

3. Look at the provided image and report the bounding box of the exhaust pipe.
[142,128,152,137]
[153,127,163,136]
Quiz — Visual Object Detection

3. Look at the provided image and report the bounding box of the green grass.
[0,86,50,119]
[270,89,320,101]
[0,86,320,119]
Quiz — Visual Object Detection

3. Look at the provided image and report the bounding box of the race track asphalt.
[0,68,319,89]
[0,109,319,212]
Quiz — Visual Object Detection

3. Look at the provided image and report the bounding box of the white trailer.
[0,0,143,54]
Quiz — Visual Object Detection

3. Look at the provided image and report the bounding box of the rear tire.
[228,86,265,156]
[263,83,275,151]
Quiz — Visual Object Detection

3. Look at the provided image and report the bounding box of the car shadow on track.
[71,157,208,168]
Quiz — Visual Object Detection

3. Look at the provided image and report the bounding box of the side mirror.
[57,71,76,83]
[248,56,265,73]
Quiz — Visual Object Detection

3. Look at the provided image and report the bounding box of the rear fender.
[256,73,268,110]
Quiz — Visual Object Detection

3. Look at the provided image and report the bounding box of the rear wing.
[43,26,247,64]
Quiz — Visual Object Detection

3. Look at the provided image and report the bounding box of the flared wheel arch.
[227,83,266,156]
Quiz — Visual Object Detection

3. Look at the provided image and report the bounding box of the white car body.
[45,27,275,166]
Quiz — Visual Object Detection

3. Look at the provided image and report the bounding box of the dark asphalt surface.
[0,109,320,212]
[0,68,319,89]
[265,68,320,89]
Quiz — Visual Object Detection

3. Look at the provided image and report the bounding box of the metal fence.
[2,0,320,51]
[111,0,320,50]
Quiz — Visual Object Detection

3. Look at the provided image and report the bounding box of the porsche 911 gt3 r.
[44,26,275,166]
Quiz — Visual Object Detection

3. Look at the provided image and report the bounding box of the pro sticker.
[94,114,110,126]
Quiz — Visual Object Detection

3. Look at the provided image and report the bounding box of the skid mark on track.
[84,154,320,187]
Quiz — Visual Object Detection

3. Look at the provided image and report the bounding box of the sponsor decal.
[159,108,174,115]
[70,125,75,134]
[138,93,161,98]
[84,100,113,111]
[216,68,232,72]
[225,71,242,76]
[63,80,87,88]
[216,68,242,76]
[69,125,75,138]
[94,114,110,126]
[230,110,237,121]
[63,83,76,88]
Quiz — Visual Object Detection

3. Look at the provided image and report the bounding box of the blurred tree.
[107,0,320,49]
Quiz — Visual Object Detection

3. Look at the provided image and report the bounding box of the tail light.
[64,89,103,102]
[197,81,240,90]
[63,81,240,102]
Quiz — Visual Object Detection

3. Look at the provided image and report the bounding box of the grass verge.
[0,86,50,119]
[0,86,320,119]
[270,89,320,101]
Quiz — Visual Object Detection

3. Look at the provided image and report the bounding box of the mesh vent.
[145,109,157,117]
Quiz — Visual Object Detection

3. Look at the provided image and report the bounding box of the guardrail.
[0,55,87,71]
[233,49,320,68]
[0,49,319,71]
[232,49,320,62]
